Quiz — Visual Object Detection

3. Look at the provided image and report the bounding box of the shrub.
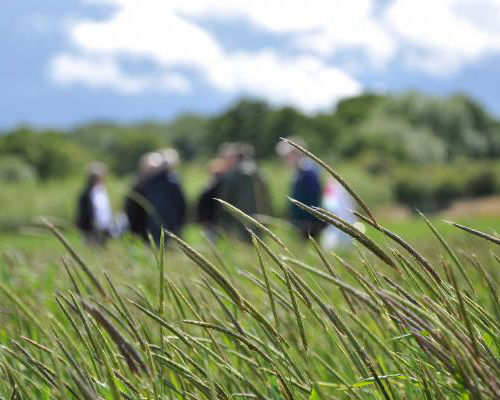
[108,133,164,176]
[354,151,396,176]
[0,128,89,180]
[393,161,500,212]
[393,171,434,211]
[0,155,37,183]
[464,166,497,197]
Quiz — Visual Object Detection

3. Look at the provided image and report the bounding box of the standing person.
[276,137,325,238]
[320,179,357,250]
[215,143,272,241]
[76,162,114,245]
[124,150,186,245]
[196,158,227,240]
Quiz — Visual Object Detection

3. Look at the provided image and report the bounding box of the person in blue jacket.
[276,137,325,238]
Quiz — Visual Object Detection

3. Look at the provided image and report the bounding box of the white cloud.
[384,0,500,74]
[70,2,223,70]
[50,53,148,93]
[50,53,191,94]
[50,0,364,110]
[183,0,500,72]
[48,0,500,109]
[194,0,397,66]
[208,50,361,112]
[160,74,192,94]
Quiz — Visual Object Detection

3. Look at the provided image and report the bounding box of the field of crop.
[1,151,500,399]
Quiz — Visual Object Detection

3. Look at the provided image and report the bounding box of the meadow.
[1,145,500,399]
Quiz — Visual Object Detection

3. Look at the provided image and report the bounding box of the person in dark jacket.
[196,158,226,240]
[76,162,113,245]
[214,143,272,241]
[276,137,325,238]
[125,150,186,245]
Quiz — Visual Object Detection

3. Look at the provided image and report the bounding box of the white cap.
[138,152,164,177]
[88,161,107,177]
[159,148,180,169]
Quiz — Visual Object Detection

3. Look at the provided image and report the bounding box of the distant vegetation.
[2,91,500,212]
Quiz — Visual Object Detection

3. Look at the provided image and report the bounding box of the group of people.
[76,138,355,249]
[76,147,186,246]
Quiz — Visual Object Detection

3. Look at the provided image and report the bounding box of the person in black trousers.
[196,158,227,241]
[76,162,113,245]
[125,150,186,245]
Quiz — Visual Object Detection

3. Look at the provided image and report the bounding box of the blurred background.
[2,0,500,243]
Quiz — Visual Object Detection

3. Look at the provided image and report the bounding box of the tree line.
[2,91,500,212]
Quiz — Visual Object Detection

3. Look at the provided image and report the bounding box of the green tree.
[167,113,209,160]
[0,127,89,180]
[208,99,273,157]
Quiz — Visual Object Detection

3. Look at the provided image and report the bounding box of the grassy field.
[0,160,394,232]
[1,155,500,399]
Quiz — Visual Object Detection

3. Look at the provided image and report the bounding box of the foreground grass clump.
[2,146,500,399]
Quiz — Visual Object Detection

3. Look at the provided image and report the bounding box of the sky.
[2,0,500,130]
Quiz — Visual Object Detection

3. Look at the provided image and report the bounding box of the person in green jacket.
[215,142,272,241]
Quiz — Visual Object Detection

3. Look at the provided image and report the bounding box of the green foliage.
[341,117,447,163]
[108,132,164,176]
[72,116,209,174]
[200,92,500,164]
[3,92,500,171]
[168,113,210,160]
[2,91,500,213]
[0,155,37,183]
[73,123,167,176]
[336,163,394,206]
[0,127,89,180]
[208,99,275,157]
[383,92,500,159]
[208,100,345,158]
[334,93,384,125]
[393,161,499,212]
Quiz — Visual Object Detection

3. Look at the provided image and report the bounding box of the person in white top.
[320,179,365,251]
[76,162,114,245]
[91,179,113,231]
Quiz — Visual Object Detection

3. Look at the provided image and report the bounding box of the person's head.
[138,152,164,179]
[218,142,240,169]
[87,161,107,187]
[275,136,305,167]
[159,147,180,171]
[208,158,227,178]
[239,143,255,161]
[219,142,255,169]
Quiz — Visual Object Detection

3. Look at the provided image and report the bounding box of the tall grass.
[1,145,500,399]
